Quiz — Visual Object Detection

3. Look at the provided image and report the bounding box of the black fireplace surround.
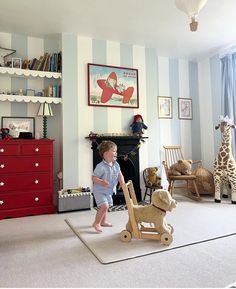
[90,136,143,205]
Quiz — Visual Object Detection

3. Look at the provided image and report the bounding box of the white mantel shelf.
[0,94,62,104]
[0,67,61,79]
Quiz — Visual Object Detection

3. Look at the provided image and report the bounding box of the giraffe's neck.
[222,129,231,147]
[220,128,232,157]
[215,123,235,168]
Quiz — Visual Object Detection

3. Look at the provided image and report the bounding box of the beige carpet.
[65,195,236,264]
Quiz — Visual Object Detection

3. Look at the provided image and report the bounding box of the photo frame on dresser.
[1,116,35,138]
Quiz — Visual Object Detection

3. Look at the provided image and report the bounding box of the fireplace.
[90,135,143,205]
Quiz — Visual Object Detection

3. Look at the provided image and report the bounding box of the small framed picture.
[12,57,22,69]
[178,98,192,120]
[1,116,35,138]
[158,96,172,119]
[26,89,35,96]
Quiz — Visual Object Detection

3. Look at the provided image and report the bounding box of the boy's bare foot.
[101,222,112,227]
[93,223,102,232]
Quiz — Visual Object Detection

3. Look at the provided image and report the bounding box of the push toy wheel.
[161,232,173,245]
[120,230,132,242]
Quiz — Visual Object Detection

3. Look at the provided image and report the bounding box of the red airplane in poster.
[97,72,134,103]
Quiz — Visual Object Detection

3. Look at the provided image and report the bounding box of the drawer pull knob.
[35,180,39,184]
[0,182,4,186]
[0,148,4,153]
[0,200,4,205]
[35,148,39,152]
[35,197,39,202]
[0,164,5,168]
[35,163,39,167]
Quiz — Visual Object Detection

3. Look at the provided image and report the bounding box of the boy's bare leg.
[93,203,109,232]
[101,211,112,227]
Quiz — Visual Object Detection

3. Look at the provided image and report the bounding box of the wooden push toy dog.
[120,180,177,245]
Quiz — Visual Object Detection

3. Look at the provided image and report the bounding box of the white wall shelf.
[0,94,62,104]
[0,67,61,79]
[0,66,62,103]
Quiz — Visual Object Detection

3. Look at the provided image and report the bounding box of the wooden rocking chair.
[162,145,201,201]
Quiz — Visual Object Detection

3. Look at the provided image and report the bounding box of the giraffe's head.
[215,115,236,133]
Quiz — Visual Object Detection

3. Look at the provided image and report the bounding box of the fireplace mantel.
[86,134,148,147]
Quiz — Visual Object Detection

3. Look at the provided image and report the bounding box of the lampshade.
[175,0,208,31]
[37,102,53,139]
[37,102,53,117]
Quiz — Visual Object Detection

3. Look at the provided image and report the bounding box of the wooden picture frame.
[88,63,139,108]
[1,116,35,138]
[178,98,192,120]
[158,96,172,119]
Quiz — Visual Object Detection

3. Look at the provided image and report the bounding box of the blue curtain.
[221,53,236,155]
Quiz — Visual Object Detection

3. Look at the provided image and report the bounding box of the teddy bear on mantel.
[168,159,193,176]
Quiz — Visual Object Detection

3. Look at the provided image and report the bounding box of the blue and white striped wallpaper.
[0,31,223,193]
[64,34,222,191]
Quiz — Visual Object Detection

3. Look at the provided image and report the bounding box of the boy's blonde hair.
[98,140,117,158]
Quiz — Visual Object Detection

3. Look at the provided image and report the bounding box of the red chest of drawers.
[0,139,55,219]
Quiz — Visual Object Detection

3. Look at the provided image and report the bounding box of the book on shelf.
[49,52,62,72]
[50,53,56,72]
[29,58,37,70]
[34,56,43,70]
[52,85,57,97]
[57,51,62,73]
[38,53,48,71]
[43,53,50,71]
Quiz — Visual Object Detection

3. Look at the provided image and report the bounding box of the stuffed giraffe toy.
[213,116,236,204]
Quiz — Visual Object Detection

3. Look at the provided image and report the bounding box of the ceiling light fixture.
[175,0,208,32]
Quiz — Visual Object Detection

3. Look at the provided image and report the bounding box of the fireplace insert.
[90,135,143,205]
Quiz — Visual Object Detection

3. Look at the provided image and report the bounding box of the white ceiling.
[0,0,236,61]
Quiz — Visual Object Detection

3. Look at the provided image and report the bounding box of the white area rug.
[65,195,236,264]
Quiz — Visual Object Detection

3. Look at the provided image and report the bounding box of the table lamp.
[37,102,53,139]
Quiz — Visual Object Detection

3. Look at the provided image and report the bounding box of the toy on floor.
[168,159,192,176]
[213,116,236,204]
[120,180,176,245]
[130,114,148,136]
